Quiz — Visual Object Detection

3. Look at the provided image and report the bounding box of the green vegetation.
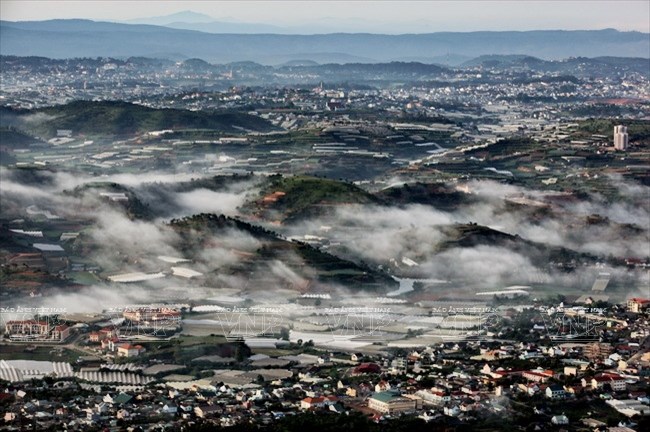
[377,182,475,210]
[2,100,277,138]
[67,182,153,219]
[0,345,83,363]
[170,213,397,292]
[256,174,381,221]
[170,213,279,242]
[0,127,43,148]
[140,335,247,366]
[464,137,539,158]
[577,118,650,144]
[435,223,598,265]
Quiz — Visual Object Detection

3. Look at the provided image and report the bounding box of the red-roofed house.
[522,369,554,383]
[300,396,338,410]
[375,380,391,392]
[583,373,626,391]
[353,363,381,374]
[627,298,650,313]
[116,343,145,358]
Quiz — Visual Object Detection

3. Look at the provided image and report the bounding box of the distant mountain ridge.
[1,20,648,64]
[3,54,646,80]
[125,10,217,25]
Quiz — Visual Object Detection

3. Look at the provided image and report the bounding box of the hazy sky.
[1,1,649,33]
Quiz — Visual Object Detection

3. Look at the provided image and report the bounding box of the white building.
[551,414,569,425]
[614,125,628,151]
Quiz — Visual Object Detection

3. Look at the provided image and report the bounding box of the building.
[394,357,408,371]
[584,342,613,360]
[375,380,392,392]
[89,328,119,343]
[353,362,381,374]
[368,392,417,415]
[588,373,627,392]
[300,396,338,410]
[5,320,50,337]
[545,384,566,399]
[194,405,221,418]
[522,369,554,383]
[551,414,569,425]
[326,100,344,111]
[430,391,452,405]
[614,125,628,151]
[627,298,650,313]
[52,325,71,342]
[122,307,181,325]
[116,344,145,358]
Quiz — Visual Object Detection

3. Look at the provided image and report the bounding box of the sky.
[1,1,649,33]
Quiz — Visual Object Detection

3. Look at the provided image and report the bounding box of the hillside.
[376,182,476,211]
[67,182,153,220]
[0,127,44,165]
[170,213,397,292]
[0,127,44,149]
[460,55,650,76]
[434,223,597,265]
[0,100,276,138]
[249,175,383,223]
[284,62,449,79]
[576,119,650,145]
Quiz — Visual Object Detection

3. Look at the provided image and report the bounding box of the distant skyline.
[1,1,649,34]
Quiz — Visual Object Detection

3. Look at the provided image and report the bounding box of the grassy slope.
[252,174,382,222]
[2,100,276,137]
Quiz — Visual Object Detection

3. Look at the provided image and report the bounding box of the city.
[0,1,649,431]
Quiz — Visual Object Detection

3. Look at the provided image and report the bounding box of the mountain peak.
[127,10,215,25]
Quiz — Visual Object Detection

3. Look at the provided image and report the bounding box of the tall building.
[614,125,628,151]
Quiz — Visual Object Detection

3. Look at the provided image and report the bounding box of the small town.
[0,295,649,430]
[1,2,649,431]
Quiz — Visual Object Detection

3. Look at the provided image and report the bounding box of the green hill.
[0,127,44,148]
[170,213,397,292]
[434,223,597,265]
[576,119,650,145]
[1,100,276,138]
[67,182,153,220]
[376,182,476,211]
[250,175,382,223]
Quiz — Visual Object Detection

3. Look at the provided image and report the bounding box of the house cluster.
[87,327,145,358]
[122,307,182,325]
[1,298,648,429]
